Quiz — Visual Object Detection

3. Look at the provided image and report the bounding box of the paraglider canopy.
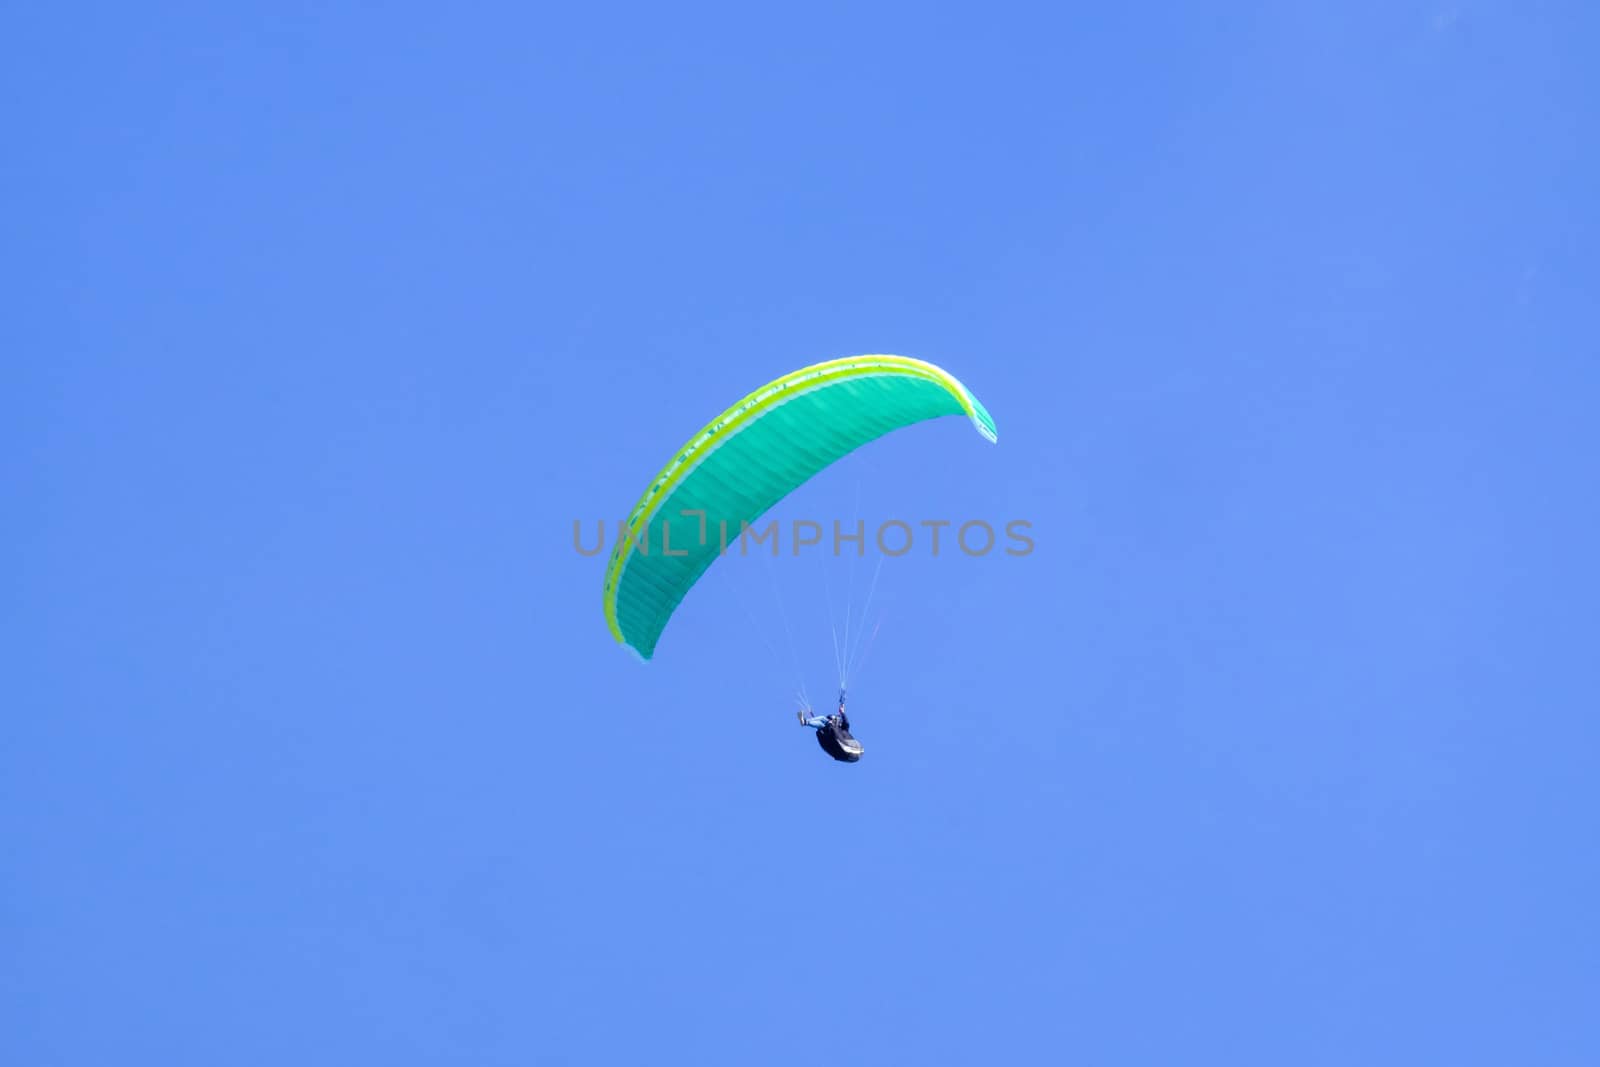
[602,354,997,660]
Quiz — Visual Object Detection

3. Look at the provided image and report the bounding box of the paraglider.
[600,353,997,760]
[799,691,863,763]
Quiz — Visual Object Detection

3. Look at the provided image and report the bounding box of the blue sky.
[6,3,1598,1063]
